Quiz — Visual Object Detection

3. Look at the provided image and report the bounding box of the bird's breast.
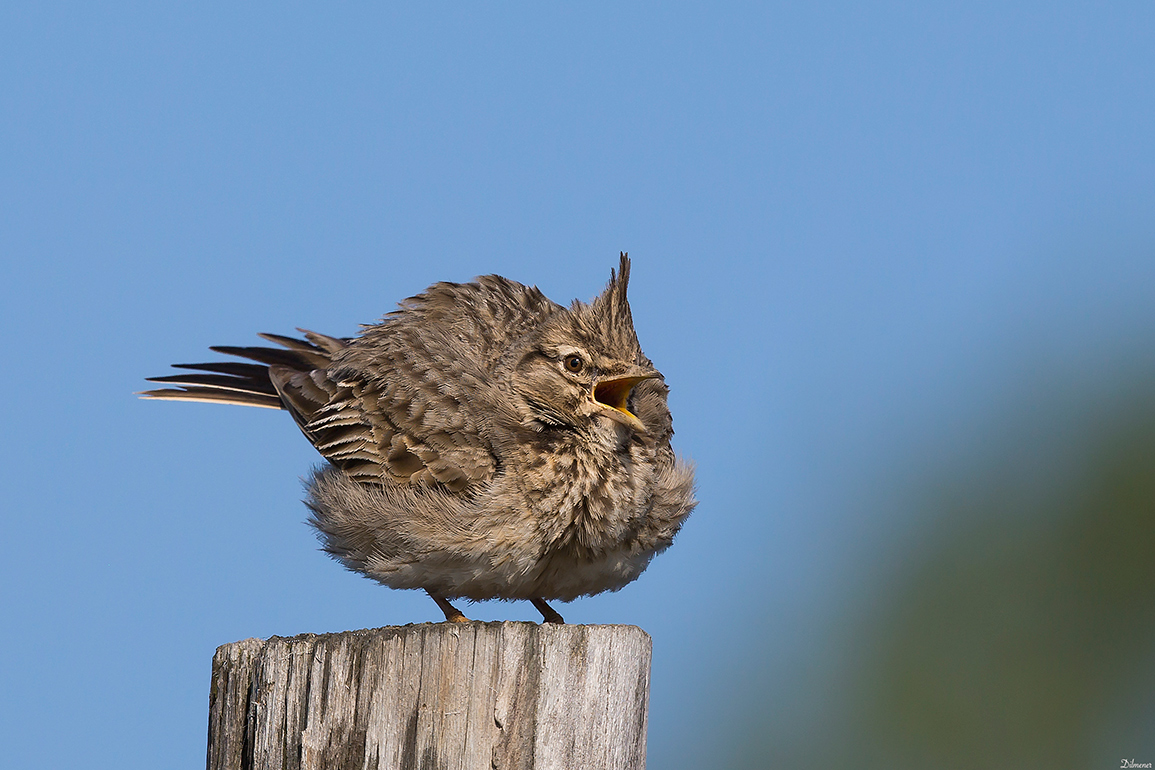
[501,434,658,558]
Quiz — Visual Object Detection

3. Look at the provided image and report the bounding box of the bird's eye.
[564,355,584,373]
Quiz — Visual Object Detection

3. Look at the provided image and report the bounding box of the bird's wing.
[314,276,561,490]
[143,276,558,492]
[146,326,500,490]
[267,353,495,492]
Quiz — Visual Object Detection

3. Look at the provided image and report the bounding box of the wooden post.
[207,622,652,770]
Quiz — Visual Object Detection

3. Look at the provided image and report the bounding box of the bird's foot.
[427,590,470,623]
[531,598,565,624]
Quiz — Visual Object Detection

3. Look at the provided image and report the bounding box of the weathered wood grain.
[207,622,651,770]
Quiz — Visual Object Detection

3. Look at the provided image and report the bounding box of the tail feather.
[299,329,348,354]
[141,330,337,411]
[171,361,273,378]
[257,333,333,368]
[208,344,314,369]
[145,372,279,394]
[138,386,284,409]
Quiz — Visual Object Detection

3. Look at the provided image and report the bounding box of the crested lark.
[142,254,696,623]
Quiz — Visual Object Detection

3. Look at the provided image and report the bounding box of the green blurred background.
[724,365,1155,768]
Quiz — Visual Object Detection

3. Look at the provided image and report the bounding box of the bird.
[141,253,696,624]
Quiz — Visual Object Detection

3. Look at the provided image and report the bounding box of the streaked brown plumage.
[142,254,696,623]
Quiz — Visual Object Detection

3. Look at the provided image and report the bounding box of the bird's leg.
[531,598,565,624]
[427,590,470,622]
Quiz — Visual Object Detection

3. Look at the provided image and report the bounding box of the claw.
[428,590,470,622]
[531,598,565,624]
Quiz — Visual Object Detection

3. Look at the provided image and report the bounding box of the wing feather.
[143,278,556,491]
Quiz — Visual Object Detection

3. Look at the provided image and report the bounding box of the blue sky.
[2,3,1154,767]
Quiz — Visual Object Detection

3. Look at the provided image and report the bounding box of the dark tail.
[139,329,346,409]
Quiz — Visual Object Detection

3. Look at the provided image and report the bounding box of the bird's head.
[507,254,664,436]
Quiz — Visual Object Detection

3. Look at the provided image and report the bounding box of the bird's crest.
[569,252,641,361]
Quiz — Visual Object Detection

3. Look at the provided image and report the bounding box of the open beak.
[592,373,657,433]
